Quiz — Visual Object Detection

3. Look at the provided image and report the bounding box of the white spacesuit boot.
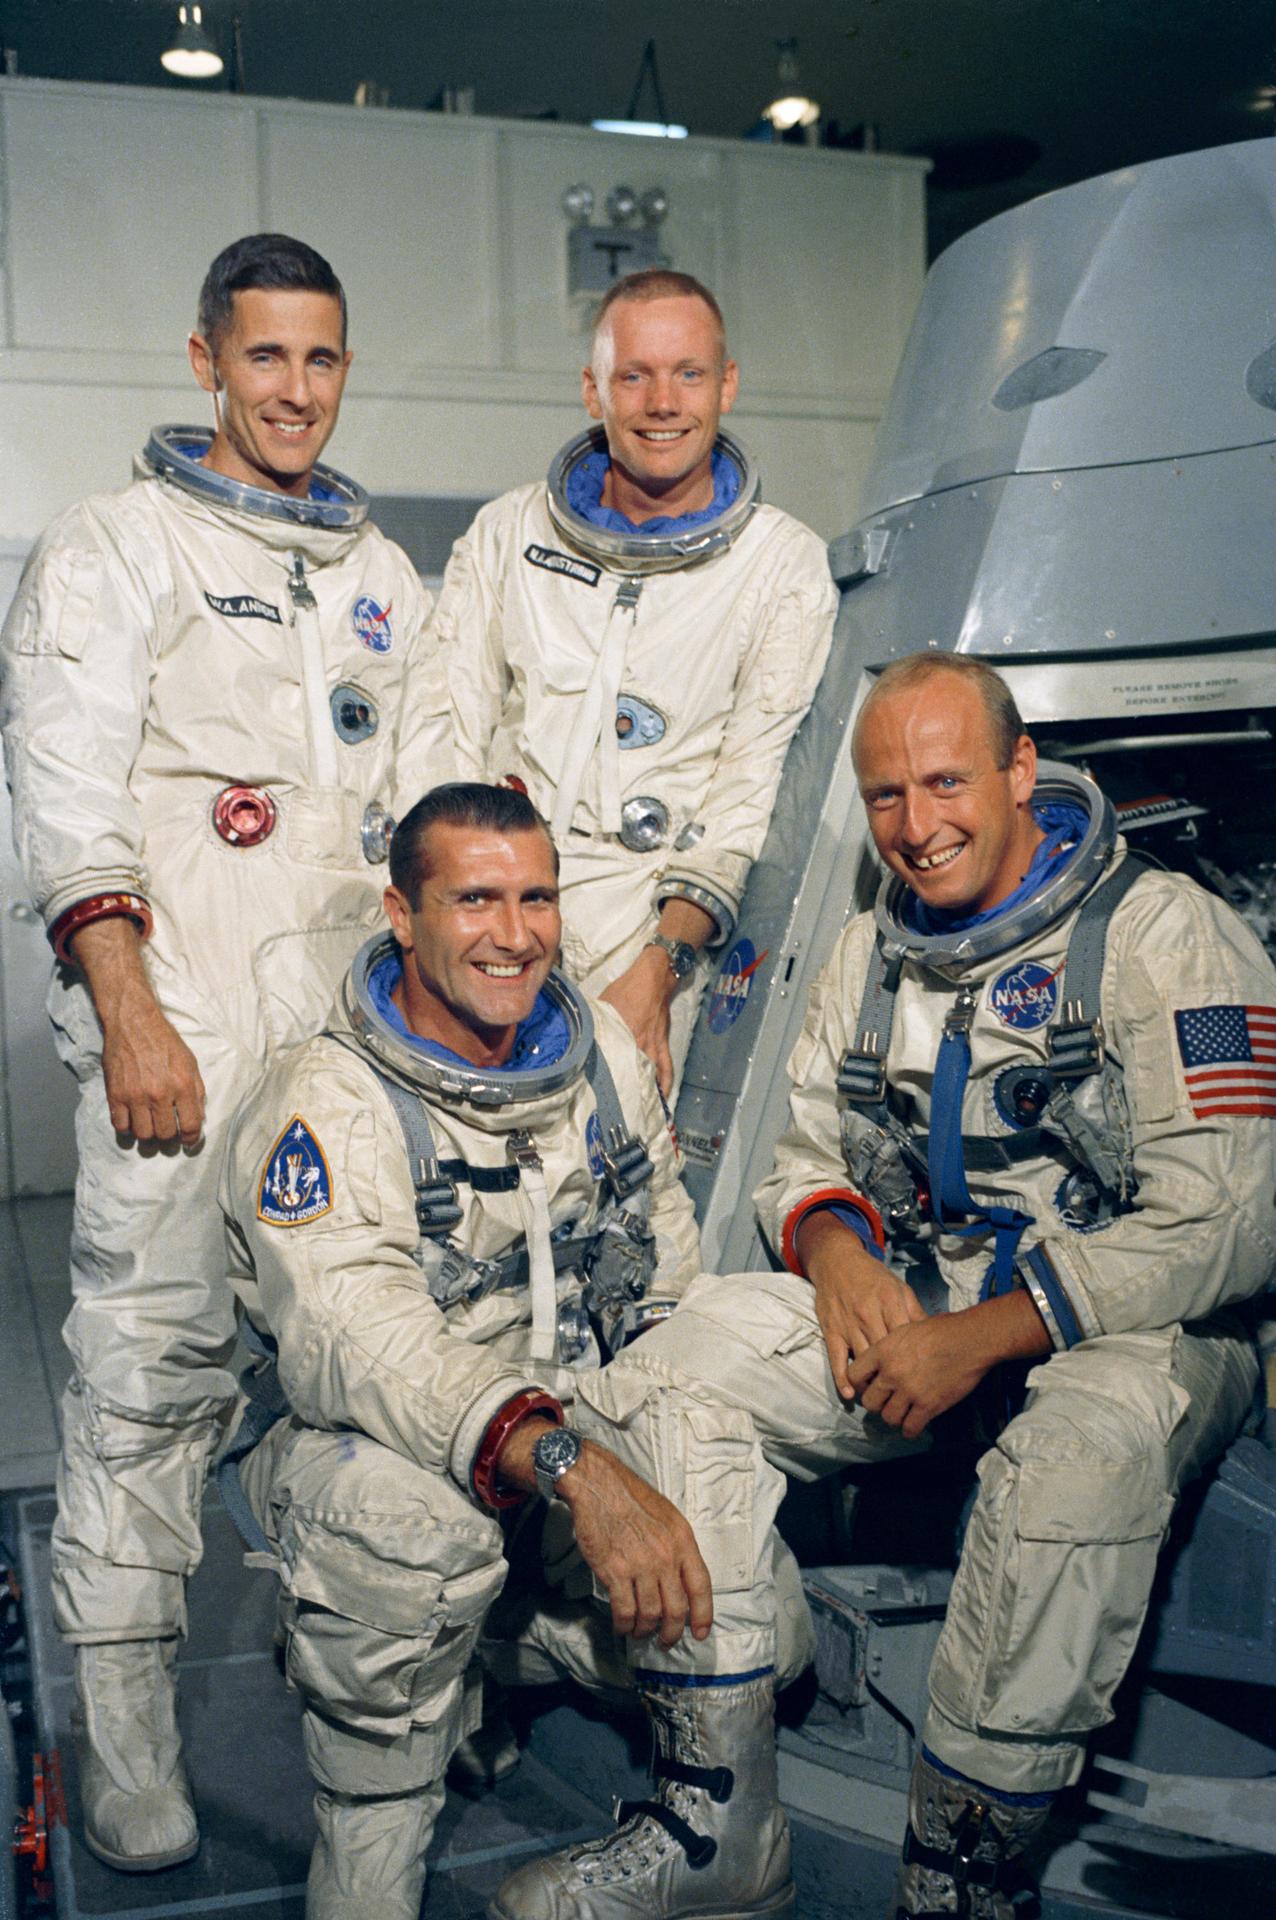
[307,1779,445,1920]
[73,1639,198,1871]
[892,1751,1055,1920]
[488,1671,793,1919]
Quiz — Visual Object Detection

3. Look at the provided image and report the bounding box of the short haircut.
[389,783,558,907]
[852,654,1028,771]
[197,233,347,351]
[591,268,728,371]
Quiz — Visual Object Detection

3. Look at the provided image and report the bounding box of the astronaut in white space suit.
[504,652,1271,1920]
[750,653,1270,1917]
[0,232,437,1872]
[428,267,838,1094]
[222,783,836,1920]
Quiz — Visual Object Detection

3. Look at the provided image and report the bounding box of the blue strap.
[927,991,1034,1301]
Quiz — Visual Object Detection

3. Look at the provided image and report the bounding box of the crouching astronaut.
[220,782,833,1920]
[742,653,1273,1917]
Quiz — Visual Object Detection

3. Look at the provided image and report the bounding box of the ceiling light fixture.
[592,39,687,140]
[764,37,819,133]
[161,5,224,81]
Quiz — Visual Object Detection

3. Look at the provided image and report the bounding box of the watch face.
[651,936,695,978]
[535,1425,582,1479]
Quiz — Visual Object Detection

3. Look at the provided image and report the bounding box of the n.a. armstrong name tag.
[523,544,601,588]
[205,591,283,624]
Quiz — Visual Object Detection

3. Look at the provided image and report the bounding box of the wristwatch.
[532,1424,584,1502]
[645,933,697,981]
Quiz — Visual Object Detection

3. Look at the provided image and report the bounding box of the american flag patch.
[1174,1005,1276,1119]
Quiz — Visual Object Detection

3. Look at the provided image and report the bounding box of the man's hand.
[495,1422,713,1649]
[600,946,677,1096]
[796,1210,926,1400]
[599,898,715,1098]
[100,1003,205,1145]
[849,1289,1054,1440]
[70,917,205,1145]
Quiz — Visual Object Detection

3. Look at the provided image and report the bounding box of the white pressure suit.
[749,767,1272,1798]
[0,428,437,1647]
[221,935,912,1920]
[428,430,837,1068]
[220,940,731,1904]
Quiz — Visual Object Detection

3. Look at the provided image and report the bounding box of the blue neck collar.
[564,446,741,536]
[366,950,571,1070]
[901,802,1090,937]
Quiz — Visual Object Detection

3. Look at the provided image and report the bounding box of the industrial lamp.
[764,38,819,133]
[161,5,224,80]
[593,39,687,140]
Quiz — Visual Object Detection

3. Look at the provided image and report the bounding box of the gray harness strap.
[366,1038,652,1269]
[218,1033,655,1558]
[584,1040,655,1199]
[1046,853,1147,1077]
[838,941,904,1104]
[839,852,1149,1197]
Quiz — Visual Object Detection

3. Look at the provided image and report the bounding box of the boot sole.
[83,1827,200,1874]
[486,1884,795,1920]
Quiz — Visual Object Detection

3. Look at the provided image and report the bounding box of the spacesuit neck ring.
[343,931,596,1108]
[143,425,369,531]
[546,424,760,576]
[874,761,1118,970]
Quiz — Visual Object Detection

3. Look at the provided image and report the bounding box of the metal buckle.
[943,987,979,1039]
[600,1126,653,1199]
[412,1157,462,1236]
[506,1129,544,1173]
[836,1044,887,1105]
[1047,1005,1105,1077]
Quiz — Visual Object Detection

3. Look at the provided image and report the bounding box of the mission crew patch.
[258,1116,334,1226]
[523,544,601,588]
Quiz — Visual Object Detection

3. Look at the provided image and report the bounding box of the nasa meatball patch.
[987,959,1062,1031]
[258,1116,334,1226]
[352,595,394,653]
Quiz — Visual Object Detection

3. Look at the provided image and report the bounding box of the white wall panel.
[0,382,196,541]
[732,408,883,549]
[263,109,501,370]
[729,150,925,405]
[0,550,79,1200]
[3,90,256,355]
[502,127,728,377]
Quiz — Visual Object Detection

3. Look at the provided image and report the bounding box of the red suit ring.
[212,785,277,847]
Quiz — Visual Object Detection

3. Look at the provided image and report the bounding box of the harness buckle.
[600,1126,654,1200]
[836,1044,888,1105]
[412,1157,463,1236]
[506,1129,544,1173]
[1047,1007,1105,1078]
[944,987,979,1039]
